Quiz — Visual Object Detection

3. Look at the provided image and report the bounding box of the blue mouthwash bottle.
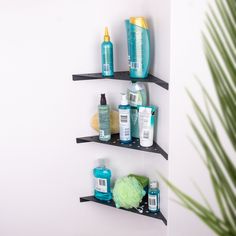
[93,159,112,201]
[148,180,160,212]
[101,27,114,77]
[119,93,132,144]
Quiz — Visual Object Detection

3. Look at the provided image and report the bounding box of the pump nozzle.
[104,27,110,42]
[100,93,107,105]
[120,93,128,105]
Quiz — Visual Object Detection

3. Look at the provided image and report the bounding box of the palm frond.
[164,0,236,235]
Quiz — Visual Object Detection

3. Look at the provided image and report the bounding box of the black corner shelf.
[80,195,167,225]
[76,134,168,160]
[73,71,169,90]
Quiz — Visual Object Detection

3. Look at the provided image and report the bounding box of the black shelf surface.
[80,195,167,225]
[76,134,168,160]
[73,71,169,90]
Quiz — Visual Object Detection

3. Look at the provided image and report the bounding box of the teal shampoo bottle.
[98,94,111,141]
[93,159,112,201]
[119,93,132,144]
[129,17,150,78]
[101,27,114,77]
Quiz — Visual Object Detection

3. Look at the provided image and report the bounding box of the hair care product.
[101,27,114,77]
[98,94,111,141]
[126,17,150,78]
[119,93,131,143]
[138,106,156,147]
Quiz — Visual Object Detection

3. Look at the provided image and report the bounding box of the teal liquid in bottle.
[129,17,150,79]
[93,159,112,201]
[101,27,114,77]
[127,81,147,138]
[98,94,111,142]
[148,181,160,212]
[119,93,132,144]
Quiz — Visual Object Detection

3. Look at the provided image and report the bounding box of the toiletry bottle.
[148,180,160,212]
[119,93,131,144]
[129,17,150,78]
[98,94,111,141]
[101,27,114,77]
[125,19,131,69]
[93,159,112,201]
[138,106,156,147]
[127,81,147,138]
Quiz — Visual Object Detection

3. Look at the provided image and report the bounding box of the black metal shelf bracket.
[80,195,167,225]
[76,134,168,160]
[73,71,169,90]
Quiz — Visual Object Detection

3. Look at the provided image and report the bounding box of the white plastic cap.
[96,158,106,167]
[149,180,158,188]
[120,93,128,105]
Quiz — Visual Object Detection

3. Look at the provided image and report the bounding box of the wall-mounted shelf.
[73,71,169,90]
[76,134,168,160]
[80,195,167,225]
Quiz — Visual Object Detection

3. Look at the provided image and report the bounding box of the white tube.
[138,106,155,147]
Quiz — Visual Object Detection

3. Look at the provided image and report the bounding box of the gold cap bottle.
[104,27,110,42]
[130,17,148,29]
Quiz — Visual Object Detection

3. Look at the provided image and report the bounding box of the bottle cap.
[100,93,107,105]
[149,180,158,189]
[130,17,148,29]
[96,158,106,167]
[104,27,110,42]
[120,93,128,105]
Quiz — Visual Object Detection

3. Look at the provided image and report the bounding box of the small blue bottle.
[93,159,112,201]
[101,27,114,77]
[148,180,160,212]
[119,93,132,144]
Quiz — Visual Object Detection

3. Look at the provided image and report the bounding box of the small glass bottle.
[93,159,112,201]
[148,180,160,212]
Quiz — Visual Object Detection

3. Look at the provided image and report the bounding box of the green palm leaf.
[164,1,236,235]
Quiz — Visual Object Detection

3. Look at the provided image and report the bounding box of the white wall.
[0,0,170,236]
[168,0,220,236]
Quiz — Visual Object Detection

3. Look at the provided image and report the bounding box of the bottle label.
[148,194,159,211]
[142,129,150,139]
[95,178,107,193]
[103,63,111,73]
[128,91,143,107]
[98,107,110,140]
[119,109,131,141]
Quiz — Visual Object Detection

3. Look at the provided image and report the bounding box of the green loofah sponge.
[113,176,146,209]
[128,174,149,188]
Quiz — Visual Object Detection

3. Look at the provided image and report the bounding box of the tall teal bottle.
[93,159,112,201]
[98,94,111,142]
[119,93,132,144]
[101,27,114,77]
[128,17,150,78]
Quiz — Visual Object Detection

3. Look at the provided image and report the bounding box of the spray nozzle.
[104,27,110,42]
